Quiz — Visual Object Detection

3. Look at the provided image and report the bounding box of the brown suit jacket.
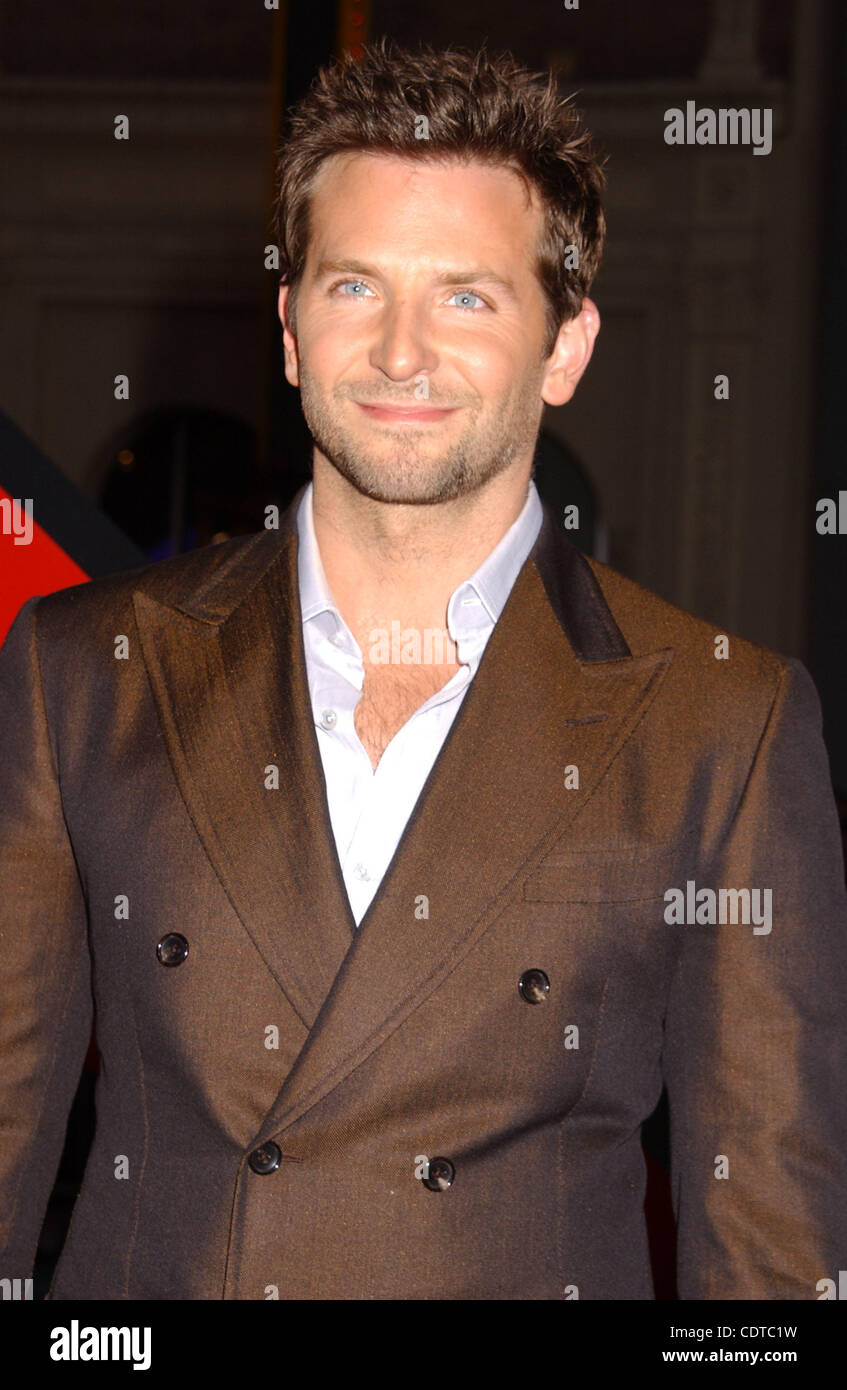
[1,487,846,1300]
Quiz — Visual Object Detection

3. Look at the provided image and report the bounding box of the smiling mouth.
[355,402,457,423]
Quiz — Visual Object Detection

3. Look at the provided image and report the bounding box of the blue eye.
[449,291,485,310]
[337,280,374,297]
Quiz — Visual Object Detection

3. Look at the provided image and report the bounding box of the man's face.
[279,152,580,506]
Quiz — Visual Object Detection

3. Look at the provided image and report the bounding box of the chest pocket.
[522,842,689,904]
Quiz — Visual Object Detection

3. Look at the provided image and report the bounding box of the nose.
[368,297,438,382]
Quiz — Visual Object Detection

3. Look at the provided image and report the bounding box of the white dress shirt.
[297,478,544,926]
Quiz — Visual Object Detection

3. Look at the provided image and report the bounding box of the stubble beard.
[296,360,545,506]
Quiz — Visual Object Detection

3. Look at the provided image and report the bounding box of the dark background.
[2,0,845,1299]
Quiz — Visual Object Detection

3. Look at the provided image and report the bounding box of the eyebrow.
[313,258,519,301]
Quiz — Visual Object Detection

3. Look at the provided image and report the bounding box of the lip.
[355,402,457,423]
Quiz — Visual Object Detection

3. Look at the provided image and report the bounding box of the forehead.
[304,151,543,270]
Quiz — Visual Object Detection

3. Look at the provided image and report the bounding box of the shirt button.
[319,709,338,730]
[352,863,371,881]
[329,632,344,647]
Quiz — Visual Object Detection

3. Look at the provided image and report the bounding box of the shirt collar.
[297,477,543,663]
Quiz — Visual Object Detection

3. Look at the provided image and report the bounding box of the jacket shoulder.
[585,554,798,705]
[29,527,287,634]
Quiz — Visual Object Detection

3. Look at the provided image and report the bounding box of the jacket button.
[156,933,189,966]
[518,968,550,1003]
[248,1142,282,1174]
[422,1156,455,1191]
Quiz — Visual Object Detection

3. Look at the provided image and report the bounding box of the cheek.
[445,318,540,383]
[446,336,524,396]
[307,312,375,369]
[298,318,358,381]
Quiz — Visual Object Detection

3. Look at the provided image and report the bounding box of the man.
[1,39,846,1302]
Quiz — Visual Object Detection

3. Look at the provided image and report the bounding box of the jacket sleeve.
[0,595,94,1284]
[662,656,847,1299]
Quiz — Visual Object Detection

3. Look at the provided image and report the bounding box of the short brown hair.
[273,38,607,357]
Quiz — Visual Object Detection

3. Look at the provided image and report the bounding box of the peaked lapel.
[249,499,674,1143]
[134,487,355,1033]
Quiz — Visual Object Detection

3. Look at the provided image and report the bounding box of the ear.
[540,297,600,407]
[278,284,300,388]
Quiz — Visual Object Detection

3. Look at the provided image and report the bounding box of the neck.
[310,457,532,636]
